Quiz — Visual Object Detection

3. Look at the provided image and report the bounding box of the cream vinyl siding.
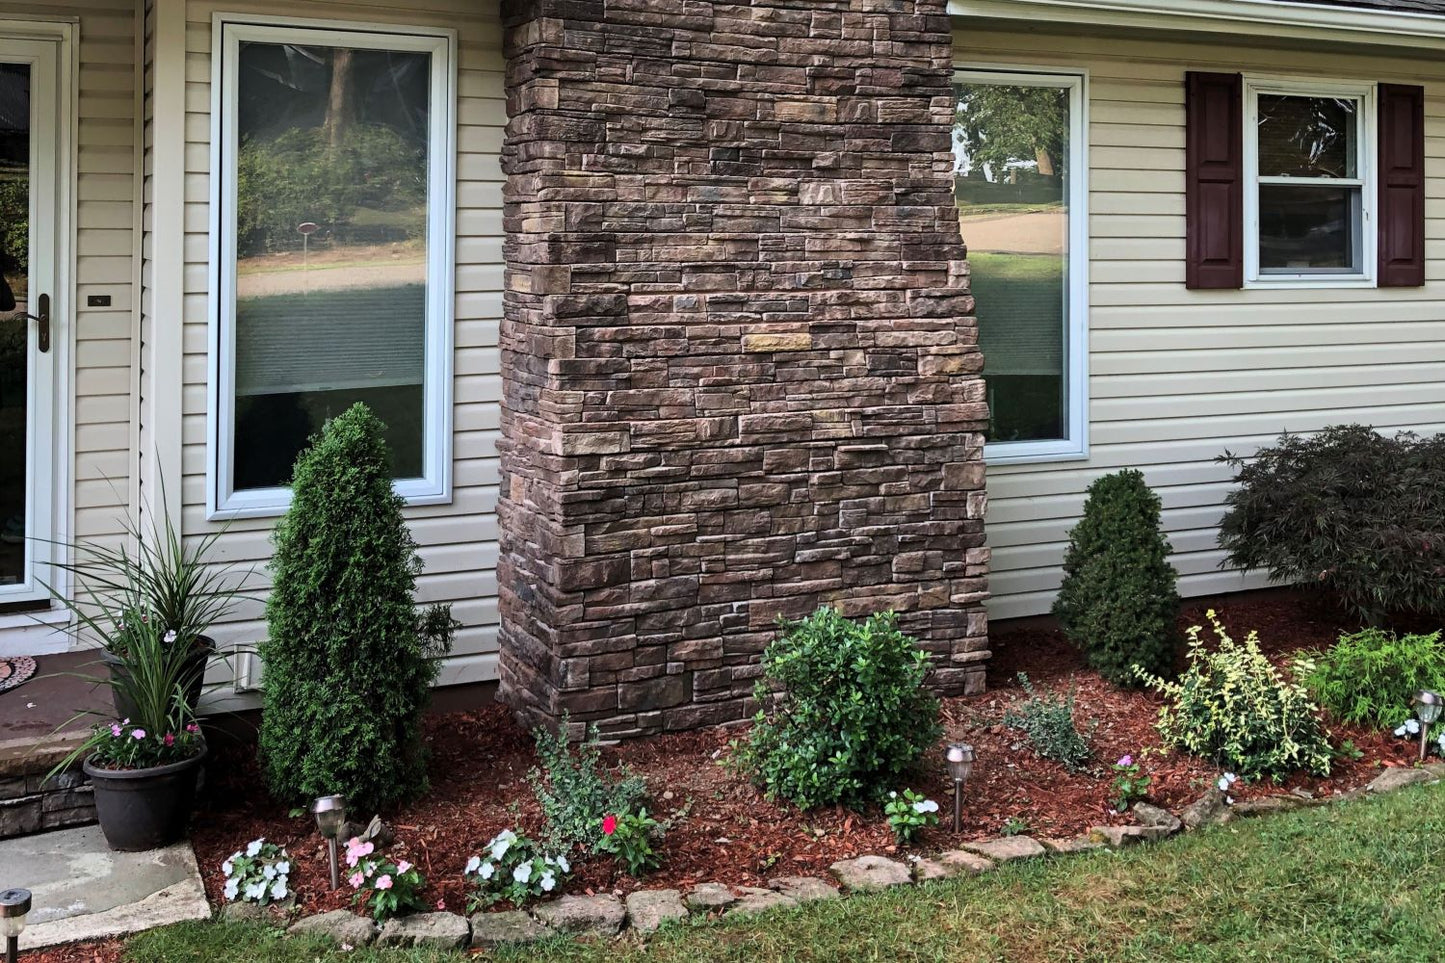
[957,24,1445,619]
[11,1,138,590]
[167,0,503,698]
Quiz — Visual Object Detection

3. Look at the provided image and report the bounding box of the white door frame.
[0,19,75,651]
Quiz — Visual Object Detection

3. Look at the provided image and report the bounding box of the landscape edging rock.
[268,770,1445,950]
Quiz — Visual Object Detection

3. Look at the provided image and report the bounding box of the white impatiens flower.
[465,856,481,875]
[246,839,264,857]
[270,880,288,901]
[913,799,940,815]
[479,862,495,880]
[540,871,557,892]
[223,879,239,901]
[244,881,267,902]
[221,859,234,876]
[263,864,277,880]
[555,855,571,874]
[512,861,532,884]
[489,829,517,862]
[1217,773,1239,792]
[888,791,898,799]
[275,861,290,877]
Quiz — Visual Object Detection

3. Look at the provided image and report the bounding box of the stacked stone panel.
[497,0,990,737]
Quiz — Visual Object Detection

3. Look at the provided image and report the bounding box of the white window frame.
[955,66,1090,465]
[207,14,456,520]
[1243,77,1376,289]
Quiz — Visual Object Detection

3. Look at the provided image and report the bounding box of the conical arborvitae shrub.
[1052,469,1180,687]
[259,403,452,813]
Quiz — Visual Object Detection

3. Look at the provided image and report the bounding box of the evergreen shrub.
[1053,469,1180,686]
[258,403,455,812]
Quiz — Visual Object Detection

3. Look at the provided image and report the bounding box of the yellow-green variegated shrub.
[1136,611,1332,781]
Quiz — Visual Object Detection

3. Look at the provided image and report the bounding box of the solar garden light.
[945,743,975,833]
[0,888,31,963]
[311,795,347,890]
[1413,691,1443,762]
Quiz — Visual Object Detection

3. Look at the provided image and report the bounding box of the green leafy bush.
[1003,673,1093,772]
[527,718,647,853]
[735,607,942,810]
[1218,425,1445,624]
[1137,611,1333,781]
[1053,469,1180,687]
[1296,628,1445,729]
[258,403,455,813]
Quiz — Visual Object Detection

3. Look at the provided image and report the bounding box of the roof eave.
[948,0,1445,51]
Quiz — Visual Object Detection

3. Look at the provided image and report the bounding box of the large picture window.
[210,18,455,517]
[953,69,1088,462]
[1244,80,1374,286]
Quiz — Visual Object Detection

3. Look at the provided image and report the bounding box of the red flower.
[163,733,175,747]
[602,815,617,836]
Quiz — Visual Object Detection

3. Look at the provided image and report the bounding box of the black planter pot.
[84,745,207,852]
[101,636,214,722]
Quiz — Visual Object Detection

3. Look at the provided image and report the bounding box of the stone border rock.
[270,764,1445,951]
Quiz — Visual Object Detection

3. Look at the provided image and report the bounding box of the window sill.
[984,442,1090,466]
[208,480,452,521]
[1244,276,1377,291]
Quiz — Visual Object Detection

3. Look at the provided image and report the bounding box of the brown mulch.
[27,587,1429,961]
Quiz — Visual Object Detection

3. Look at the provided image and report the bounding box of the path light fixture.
[0,888,31,963]
[311,794,347,891]
[1413,691,1443,763]
[945,743,975,833]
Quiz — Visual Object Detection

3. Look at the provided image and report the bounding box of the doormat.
[0,656,37,694]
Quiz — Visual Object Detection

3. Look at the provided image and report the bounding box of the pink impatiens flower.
[348,871,364,889]
[110,723,122,737]
[436,899,446,911]
[344,838,374,868]
[375,875,393,891]
[602,815,618,836]
[131,728,146,740]
[396,861,412,874]
[1117,754,1133,767]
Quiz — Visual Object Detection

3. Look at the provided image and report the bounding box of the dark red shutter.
[1185,72,1244,290]
[1378,83,1425,288]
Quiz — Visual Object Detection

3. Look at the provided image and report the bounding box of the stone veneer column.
[497,0,990,738]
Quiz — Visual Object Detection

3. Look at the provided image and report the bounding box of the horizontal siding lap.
[961,20,1445,617]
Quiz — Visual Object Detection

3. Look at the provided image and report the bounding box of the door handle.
[14,293,49,353]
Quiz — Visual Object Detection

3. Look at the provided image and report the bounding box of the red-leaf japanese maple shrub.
[1218,425,1445,626]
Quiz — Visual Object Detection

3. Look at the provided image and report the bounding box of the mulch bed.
[27,587,1429,962]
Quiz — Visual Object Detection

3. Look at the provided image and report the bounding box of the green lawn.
[127,781,1445,962]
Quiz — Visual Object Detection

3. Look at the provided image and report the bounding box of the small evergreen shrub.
[1053,469,1180,687]
[527,718,647,853]
[735,607,942,810]
[259,404,455,813]
[1003,673,1093,772]
[1137,611,1333,781]
[1218,425,1445,624]
[1296,629,1445,730]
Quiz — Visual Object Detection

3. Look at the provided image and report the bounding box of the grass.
[126,781,1445,962]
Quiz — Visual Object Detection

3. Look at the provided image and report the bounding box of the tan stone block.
[742,332,813,352]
